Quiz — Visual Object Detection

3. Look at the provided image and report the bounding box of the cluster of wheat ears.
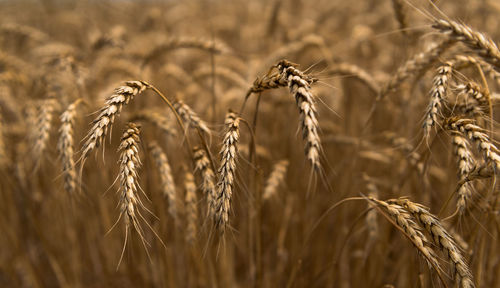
[1,0,500,287]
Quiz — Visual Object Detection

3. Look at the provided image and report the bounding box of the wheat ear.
[423,63,452,138]
[149,141,177,219]
[215,111,240,233]
[444,117,500,170]
[184,170,198,244]
[391,198,475,288]
[57,99,83,196]
[80,81,148,167]
[368,198,441,271]
[277,60,321,170]
[173,99,211,135]
[115,122,149,250]
[451,133,476,215]
[262,160,289,200]
[32,98,57,164]
[193,146,216,218]
[433,19,500,73]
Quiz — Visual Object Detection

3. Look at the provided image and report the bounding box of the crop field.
[0,0,500,287]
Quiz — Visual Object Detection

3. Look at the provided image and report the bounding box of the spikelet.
[262,160,289,200]
[184,170,198,244]
[390,198,475,288]
[149,141,177,219]
[215,111,240,233]
[57,99,83,196]
[193,146,216,218]
[81,81,148,166]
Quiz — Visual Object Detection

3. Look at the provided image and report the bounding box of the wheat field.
[1,0,500,287]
